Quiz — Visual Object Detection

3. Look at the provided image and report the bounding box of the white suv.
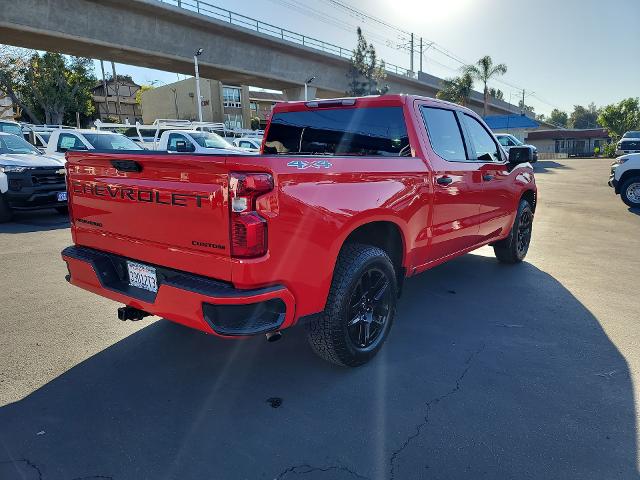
[495,133,538,162]
[616,131,640,156]
[609,153,640,208]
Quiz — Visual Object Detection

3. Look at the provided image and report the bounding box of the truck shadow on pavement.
[533,160,572,174]
[0,210,69,234]
[0,253,636,480]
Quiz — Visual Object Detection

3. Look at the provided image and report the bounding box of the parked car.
[616,131,640,156]
[61,95,537,367]
[232,137,262,152]
[0,133,67,222]
[22,124,76,152]
[159,130,251,155]
[0,120,23,137]
[45,129,143,160]
[609,153,640,208]
[495,133,538,162]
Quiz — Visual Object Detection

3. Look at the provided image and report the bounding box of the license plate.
[127,261,158,293]
[57,191,67,202]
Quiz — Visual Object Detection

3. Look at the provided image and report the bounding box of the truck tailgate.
[66,151,232,281]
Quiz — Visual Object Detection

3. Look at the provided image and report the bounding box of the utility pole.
[99,60,109,117]
[419,37,423,73]
[110,62,121,121]
[194,48,204,122]
[410,33,414,73]
[522,89,525,110]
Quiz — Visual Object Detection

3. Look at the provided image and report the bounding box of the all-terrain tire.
[306,243,398,367]
[0,193,13,223]
[620,176,640,208]
[493,199,534,264]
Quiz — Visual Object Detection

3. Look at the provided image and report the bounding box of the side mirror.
[175,140,189,152]
[508,146,533,165]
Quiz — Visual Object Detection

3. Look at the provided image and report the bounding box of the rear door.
[66,151,232,281]
[418,104,485,262]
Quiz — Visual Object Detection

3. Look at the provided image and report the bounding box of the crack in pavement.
[388,343,486,479]
[274,463,370,479]
[0,458,43,479]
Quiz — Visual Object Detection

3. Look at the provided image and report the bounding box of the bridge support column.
[283,86,317,101]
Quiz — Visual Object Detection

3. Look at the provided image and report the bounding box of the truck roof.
[271,94,473,115]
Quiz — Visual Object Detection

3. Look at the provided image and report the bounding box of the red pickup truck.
[61,95,536,366]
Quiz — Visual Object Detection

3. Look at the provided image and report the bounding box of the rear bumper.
[61,245,295,336]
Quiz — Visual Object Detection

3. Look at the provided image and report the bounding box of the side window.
[497,136,510,147]
[239,141,252,148]
[167,133,187,152]
[57,133,83,152]
[420,106,467,161]
[462,114,501,162]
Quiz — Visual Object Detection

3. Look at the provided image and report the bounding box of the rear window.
[84,133,142,150]
[264,107,410,156]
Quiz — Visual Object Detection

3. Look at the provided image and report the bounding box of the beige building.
[142,78,251,130]
[249,91,284,128]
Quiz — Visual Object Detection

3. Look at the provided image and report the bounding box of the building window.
[224,113,243,130]
[250,102,258,113]
[223,86,242,108]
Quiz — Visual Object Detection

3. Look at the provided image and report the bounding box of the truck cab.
[45,129,143,160]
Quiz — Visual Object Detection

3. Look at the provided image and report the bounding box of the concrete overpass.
[0,0,522,115]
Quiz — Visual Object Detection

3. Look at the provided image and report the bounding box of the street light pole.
[194,48,204,122]
[304,76,316,101]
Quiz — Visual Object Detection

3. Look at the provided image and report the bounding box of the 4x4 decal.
[287,160,332,169]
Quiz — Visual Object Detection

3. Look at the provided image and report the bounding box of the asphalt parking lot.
[1,158,639,479]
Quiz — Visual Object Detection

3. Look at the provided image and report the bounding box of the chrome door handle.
[482,174,494,181]
[436,176,453,185]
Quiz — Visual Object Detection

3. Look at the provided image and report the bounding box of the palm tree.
[436,73,473,107]
[463,55,507,117]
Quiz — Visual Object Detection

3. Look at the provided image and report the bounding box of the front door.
[459,112,515,241]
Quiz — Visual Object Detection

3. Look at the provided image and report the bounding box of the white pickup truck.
[609,153,640,208]
[45,129,143,160]
[156,130,252,155]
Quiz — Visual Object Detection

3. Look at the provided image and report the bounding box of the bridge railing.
[156,0,415,78]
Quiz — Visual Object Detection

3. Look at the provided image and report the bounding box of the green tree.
[489,88,504,101]
[135,84,154,106]
[518,99,535,116]
[597,97,640,140]
[346,28,388,96]
[463,55,507,116]
[436,73,473,107]
[0,45,42,123]
[568,103,600,129]
[548,108,568,128]
[19,52,96,125]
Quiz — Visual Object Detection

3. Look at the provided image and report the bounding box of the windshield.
[0,122,23,137]
[83,133,143,150]
[190,132,233,149]
[623,131,640,138]
[0,134,41,155]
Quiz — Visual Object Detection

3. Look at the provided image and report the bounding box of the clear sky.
[105,0,640,115]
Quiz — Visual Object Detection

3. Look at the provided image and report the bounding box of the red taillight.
[229,173,273,258]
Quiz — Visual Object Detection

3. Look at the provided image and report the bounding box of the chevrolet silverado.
[61,95,537,366]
